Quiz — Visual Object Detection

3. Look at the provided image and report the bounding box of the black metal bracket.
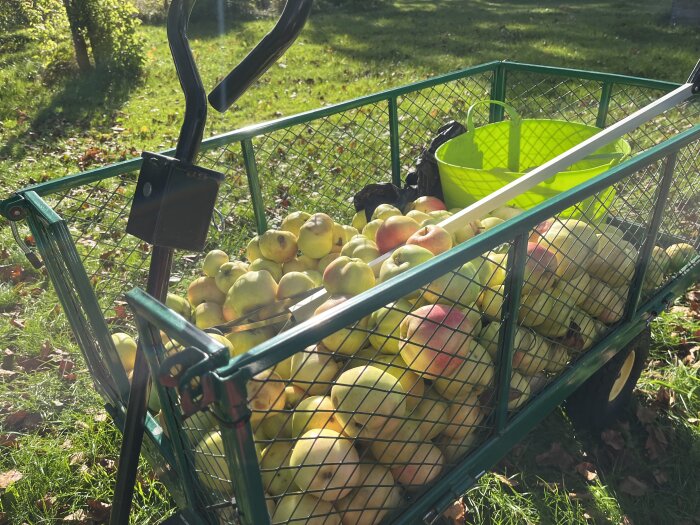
[126,152,224,251]
[688,58,700,94]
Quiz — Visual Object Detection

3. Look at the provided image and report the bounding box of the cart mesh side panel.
[396,73,493,170]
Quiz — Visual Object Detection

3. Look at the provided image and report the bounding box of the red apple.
[523,242,559,293]
[408,196,447,213]
[406,224,453,255]
[399,303,475,379]
[375,215,420,254]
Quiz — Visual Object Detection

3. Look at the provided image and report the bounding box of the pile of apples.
[111,195,697,525]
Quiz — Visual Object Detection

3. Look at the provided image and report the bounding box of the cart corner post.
[211,369,271,525]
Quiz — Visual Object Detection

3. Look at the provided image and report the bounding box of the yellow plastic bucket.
[435,100,631,220]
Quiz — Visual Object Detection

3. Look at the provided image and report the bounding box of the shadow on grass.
[300,0,693,80]
[0,69,140,163]
[481,393,700,524]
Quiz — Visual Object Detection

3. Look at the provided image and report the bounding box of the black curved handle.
[208,0,314,113]
[168,0,207,163]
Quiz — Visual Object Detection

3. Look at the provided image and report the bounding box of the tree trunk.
[62,0,91,73]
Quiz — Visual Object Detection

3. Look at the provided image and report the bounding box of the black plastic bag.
[353,121,466,220]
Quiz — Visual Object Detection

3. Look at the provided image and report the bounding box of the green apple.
[432,340,494,399]
[490,205,524,221]
[247,369,286,426]
[226,326,274,357]
[666,242,697,272]
[367,298,414,354]
[187,276,226,306]
[246,235,263,262]
[371,203,401,220]
[272,494,342,525]
[290,428,361,501]
[323,256,375,296]
[259,229,298,263]
[277,271,316,300]
[340,235,380,271]
[193,430,233,496]
[408,391,450,439]
[334,462,402,525]
[331,366,406,437]
[292,395,344,437]
[424,259,482,306]
[214,261,248,294]
[166,293,192,322]
[361,219,384,242]
[112,332,137,373]
[225,270,278,316]
[260,441,297,496]
[378,245,434,297]
[283,254,318,274]
[248,258,283,282]
[532,218,598,280]
[202,249,229,277]
[351,210,368,232]
[314,296,370,356]
[281,211,311,237]
[298,213,334,259]
[193,302,224,329]
[290,347,340,396]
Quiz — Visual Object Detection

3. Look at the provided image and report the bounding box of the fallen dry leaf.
[535,442,575,471]
[621,516,634,525]
[0,469,23,489]
[441,499,465,524]
[63,509,89,523]
[655,386,675,409]
[10,318,25,330]
[4,410,42,431]
[635,405,657,424]
[86,499,111,521]
[620,475,648,497]
[36,495,57,511]
[575,462,598,481]
[601,429,625,451]
[645,425,669,460]
[652,469,668,485]
[0,433,19,448]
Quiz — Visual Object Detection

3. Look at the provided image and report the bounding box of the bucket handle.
[466,100,522,172]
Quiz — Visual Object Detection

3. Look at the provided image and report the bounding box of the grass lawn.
[1,0,699,523]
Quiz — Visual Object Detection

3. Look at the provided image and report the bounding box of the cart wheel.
[565,327,650,433]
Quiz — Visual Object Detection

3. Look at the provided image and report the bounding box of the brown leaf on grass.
[36,495,57,511]
[58,359,74,376]
[0,469,23,489]
[652,469,668,485]
[535,442,574,471]
[0,369,17,381]
[63,509,89,523]
[645,425,669,460]
[601,429,625,451]
[688,288,699,315]
[655,387,675,409]
[492,472,515,487]
[575,462,598,481]
[10,318,25,330]
[86,499,111,522]
[2,348,14,370]
[0,433,19,448]
[441,499,465,524]
[621,516,634,525]
[620,475,648,497]
[636,405,657,424]
[4,410,42,431]
[69,452,86,466]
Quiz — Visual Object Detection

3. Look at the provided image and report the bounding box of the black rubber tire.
[565,327,651,433]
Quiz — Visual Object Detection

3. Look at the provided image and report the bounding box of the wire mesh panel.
[396,72,493,171]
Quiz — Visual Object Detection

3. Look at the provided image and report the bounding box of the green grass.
[1,1,699,523]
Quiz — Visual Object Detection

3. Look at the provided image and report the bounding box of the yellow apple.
[314,296,370,356]
[323,256,375,296]
[371,204,401,220]
[226,326,275,357]
[281,211,311,237]
[193,302,224,329]
[334,462,402,525]
[247,369,286,426]
[248,258,283,282]
[290,347,340,396]
[277,271,316,300]
[112,332,137,373]
[292,395,344,437]
[298,213,334,259]
[351,210,368,232]
[214,261,249,294]
[260,440,297,496]
[202,249,229,277]
[290,428,361,501]
[361,219,384,242]
[246,235,263,262]
[187,276,226,306]
[225,270,278,316]
[272,494,342,525]
[259,229,299,263]
[165,293,192,322]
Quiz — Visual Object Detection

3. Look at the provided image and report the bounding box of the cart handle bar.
[208,0,314,113]
[286,73,700,325]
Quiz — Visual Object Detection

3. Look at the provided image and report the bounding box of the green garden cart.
[2,1,699,523]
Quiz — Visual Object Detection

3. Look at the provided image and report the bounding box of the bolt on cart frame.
[2,58,700,523]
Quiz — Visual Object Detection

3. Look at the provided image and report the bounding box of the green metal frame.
[1,61,697,524]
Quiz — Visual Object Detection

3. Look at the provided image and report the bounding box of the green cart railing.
[2,60,699,524]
